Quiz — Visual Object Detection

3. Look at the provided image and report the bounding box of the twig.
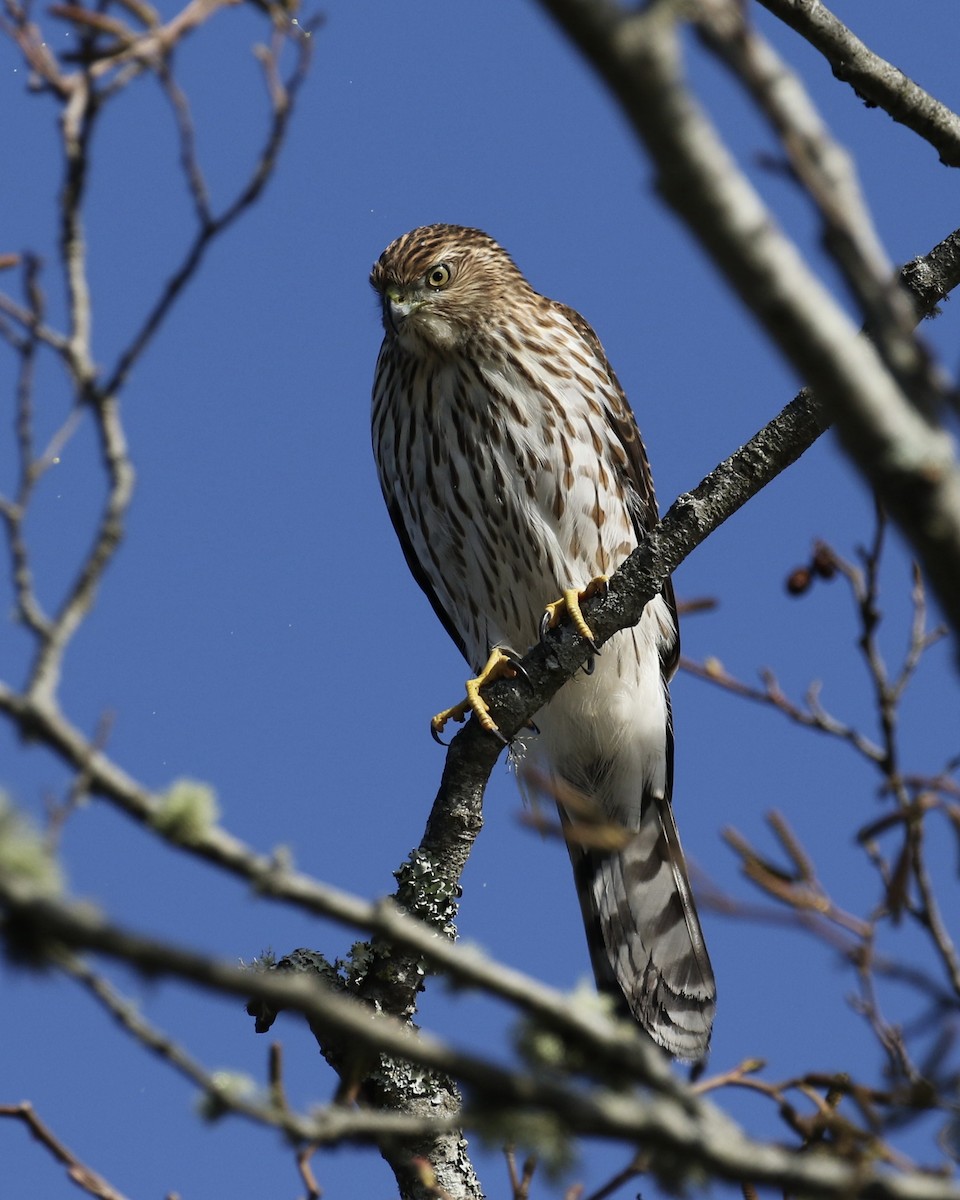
[679,656,885,764]
[297,1145,323,1200]
[59,953,346,1145]
[892,564,946,700]
[505,1146,537,1200]
[155,62,212,224]
[0,1101,130,1200]
[101,14,316,398]
[24,387,135,705]
[0,1,316,711]
[1,256,54,638]
[908,828,960,998]
[581,1154,645,1200]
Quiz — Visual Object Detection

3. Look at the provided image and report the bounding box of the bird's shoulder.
[546,299,657,526]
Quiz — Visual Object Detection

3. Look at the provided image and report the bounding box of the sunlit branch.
[755,0,960,167]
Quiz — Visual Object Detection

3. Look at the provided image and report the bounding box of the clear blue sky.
[1,2,958,1196]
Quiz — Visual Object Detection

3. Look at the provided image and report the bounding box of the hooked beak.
[383,284,422,334]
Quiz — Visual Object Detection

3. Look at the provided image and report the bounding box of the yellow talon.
[431,648,517,743]
[541,575,609,647]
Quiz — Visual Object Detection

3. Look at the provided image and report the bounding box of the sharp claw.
[507,655,531,685]
[526,720,540,735]
[433,648,521,748]
[539,611,552,642]
[584,656,595,676]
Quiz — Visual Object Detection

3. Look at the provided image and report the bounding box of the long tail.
[567,788,716,1060]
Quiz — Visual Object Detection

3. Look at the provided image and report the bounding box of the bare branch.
[697,5,945,422]
[908,824,960,997]
[534,0,960,647]
[0,1101,130,1200]
[2,878,960,1200]
[101,15,317,398]
[756,0,960,167]
[1,0,72,96]
[0,2,317,710]
[24,392,135,704]
[0,292,73,357]
[58,953,370,1147]
[680,655,886,763]
[155,62,212,224]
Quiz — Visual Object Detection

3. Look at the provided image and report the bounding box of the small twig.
[50,4,135,45]
[722,818,871,938]
[0,1101,130,1200]
[101,13,316,398]
[674,594,718,617]
[111,0,160,29]
[505,1146,537,1200]
[155,61,212,224]
[680,656,884,763]
[852,510,901,785]
[850,935,924,1087]
[581,1153,646,1200]
[88,0,238,76]
[1,255,53,638]
[892,564,946,700]
[0,295,73,357]
[297,1144,322,1200]
[908,830,960,999]
[24,388,135,704]
[44,710,114,849]
[1,0,73,95]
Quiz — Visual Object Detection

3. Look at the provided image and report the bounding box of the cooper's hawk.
[370,224,716,1059]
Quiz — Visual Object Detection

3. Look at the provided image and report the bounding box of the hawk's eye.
[426,263,452,290]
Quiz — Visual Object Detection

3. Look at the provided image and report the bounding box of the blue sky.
[1,1,959,1196]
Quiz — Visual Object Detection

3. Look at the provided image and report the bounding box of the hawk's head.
[370,224,532,355]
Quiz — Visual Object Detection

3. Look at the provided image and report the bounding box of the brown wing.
[552,301,680,678]
[384,494,471,665]
[372,339,472,667]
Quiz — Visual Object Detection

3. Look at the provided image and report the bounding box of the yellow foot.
[540,576,609,649]
[431,649,518,745]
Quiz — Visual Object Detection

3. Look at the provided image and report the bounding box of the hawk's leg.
[431,648,521,745]
[539,575,610,652]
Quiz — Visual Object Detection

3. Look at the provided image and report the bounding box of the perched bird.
[370,224,716,1059]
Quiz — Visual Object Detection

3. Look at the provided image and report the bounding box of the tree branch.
[0,1102,130,1200]
[756,0,960,167]
[2,878,960,1200]
[534,0,960,648]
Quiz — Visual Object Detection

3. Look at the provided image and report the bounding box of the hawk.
[370,224,716,1059]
